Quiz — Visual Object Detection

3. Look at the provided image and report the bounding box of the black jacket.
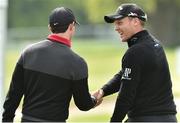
[102,30,177,122]
[2,34,96,122]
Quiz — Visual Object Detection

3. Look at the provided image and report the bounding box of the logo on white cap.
[128,12,138,16]
[53,22,59,26]
[119,6,123,11]
[141,14,147,20]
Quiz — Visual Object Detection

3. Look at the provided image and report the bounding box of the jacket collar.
[127,30,149,47]
[47,34,71,47]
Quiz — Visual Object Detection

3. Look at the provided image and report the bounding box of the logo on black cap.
[104,3,147,23]
[49,7,79,33]
[49,7,79,27]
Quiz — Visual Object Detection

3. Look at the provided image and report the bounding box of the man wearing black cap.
[2,7,98,122]
[93,3,177,122]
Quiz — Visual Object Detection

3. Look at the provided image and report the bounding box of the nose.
[115,26,119,31]
[114,23,119,30]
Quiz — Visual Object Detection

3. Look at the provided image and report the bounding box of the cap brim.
[75,20,80,25]
[104,14,125,23]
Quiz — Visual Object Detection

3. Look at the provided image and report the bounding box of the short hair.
[50,25,69,33]
[128,17,145,27]
[139,19,145,27]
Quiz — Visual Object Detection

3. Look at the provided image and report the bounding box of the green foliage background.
[7,0,180,46]
[4,0,180,121]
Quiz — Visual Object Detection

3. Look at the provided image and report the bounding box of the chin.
[121,36,129,42]
[120,36,125,42]
[122,40,127,42]
[121,38,127,42]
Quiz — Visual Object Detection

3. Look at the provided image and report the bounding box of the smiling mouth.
[119,32,123,36]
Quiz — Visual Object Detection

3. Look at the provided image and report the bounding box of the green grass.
[4,39,180,122]
[69,113,111,122]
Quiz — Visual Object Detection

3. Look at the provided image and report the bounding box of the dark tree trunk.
[149,0,180,46]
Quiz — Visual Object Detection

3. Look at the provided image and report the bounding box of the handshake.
[91,89,104,108]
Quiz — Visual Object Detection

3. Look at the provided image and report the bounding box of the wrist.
[99,89,104,97]
[91,95,97,104]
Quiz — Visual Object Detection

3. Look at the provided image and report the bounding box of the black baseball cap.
[49,7,79,28]
[104,3,147,23]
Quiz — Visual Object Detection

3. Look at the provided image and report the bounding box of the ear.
[133,18,140,26]
[68,22,75,31]
[48,24,52,32]
[69,24,73,31]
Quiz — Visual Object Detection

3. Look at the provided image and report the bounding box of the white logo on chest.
[122,68,132,80]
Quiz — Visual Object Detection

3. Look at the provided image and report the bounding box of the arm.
[72,78,96,111]
[71,56,96,111]
[92,70,123,107]
[102,70,123,97]
[2,63,24,122]
[110,51,141,122]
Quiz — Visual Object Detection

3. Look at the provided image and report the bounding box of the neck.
[127,30,148,47]
[47,33,72,47]
[133,27,144,35]
[54,32,70,40]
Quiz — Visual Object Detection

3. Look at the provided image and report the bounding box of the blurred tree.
[8,0,180,46]
[85,0,180,45]
[121,0,180,46]
[8,0,58,27]
[149,0,180,46]
[84,0,157,23]
[84,0,117,24]
[8,0,88,27]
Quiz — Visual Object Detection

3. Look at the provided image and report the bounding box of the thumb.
[97,89,104,99]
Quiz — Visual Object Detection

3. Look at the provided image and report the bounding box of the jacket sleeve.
[72,57,96,111]
[72,78,96,111]
[2,62,24,122]
[101,70,123,97]
[110,50,141,122]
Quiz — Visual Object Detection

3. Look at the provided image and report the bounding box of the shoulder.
[123,42,148,64]
[65,50,88,80]
[22,40,51,54]
[125,45,143,58]
[70,50,88,71]
[17,40,49,64]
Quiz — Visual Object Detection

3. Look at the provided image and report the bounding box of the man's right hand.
[92,89,104,107]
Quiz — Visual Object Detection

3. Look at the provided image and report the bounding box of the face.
[114,17,137,42]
